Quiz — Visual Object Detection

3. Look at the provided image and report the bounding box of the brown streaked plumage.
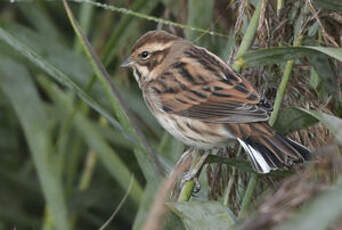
[122,30,310,173]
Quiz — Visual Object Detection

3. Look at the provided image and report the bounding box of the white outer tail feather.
[237,138,271,174]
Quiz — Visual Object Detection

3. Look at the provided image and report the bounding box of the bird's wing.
[145,46,269,123]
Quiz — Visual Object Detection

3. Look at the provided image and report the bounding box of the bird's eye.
[140,51,150,59]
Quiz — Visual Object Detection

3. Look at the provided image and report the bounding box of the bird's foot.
[180,151,209,193]
[192,176,201,195]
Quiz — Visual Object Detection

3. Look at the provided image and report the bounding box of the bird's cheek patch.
[136,66,149,78]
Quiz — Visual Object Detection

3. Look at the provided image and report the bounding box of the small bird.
[122,30,310,174]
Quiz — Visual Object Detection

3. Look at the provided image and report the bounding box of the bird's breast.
[153,112,235,149]
[142,86,235,148]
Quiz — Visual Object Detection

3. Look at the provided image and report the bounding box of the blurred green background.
[0,0,341,230]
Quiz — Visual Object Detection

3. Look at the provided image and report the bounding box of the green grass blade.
[221,30,236,61]
[279,108,342,144]
[238,47,342,67]
[312,0,342,11]
[0,26,125,135]
[269,36,303,126]
[233,0,264,72]
[63,0,164,180]
[73,114,143,205]
[310,112,342,144]
[307,53,339,98]
[0,58,70,230]
[306,46,342,62]
[73,2,94,53]
[18,3,61,41]
[38,77,143,205]
[273,107,319,135]
[238,174,258,219]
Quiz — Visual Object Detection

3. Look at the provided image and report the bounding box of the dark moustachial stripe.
[134,68,142,80]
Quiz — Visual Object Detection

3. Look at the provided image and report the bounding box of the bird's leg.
[180,150,210,188]
[192,176,201,194]
[169,147,195,200]
[171,147,195,176]
[177,150,210,201]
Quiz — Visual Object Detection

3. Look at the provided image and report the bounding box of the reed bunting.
[122,30,310,173]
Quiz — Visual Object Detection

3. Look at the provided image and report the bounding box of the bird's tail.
[230,123,311,173]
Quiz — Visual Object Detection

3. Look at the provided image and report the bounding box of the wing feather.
[145,45,270,123]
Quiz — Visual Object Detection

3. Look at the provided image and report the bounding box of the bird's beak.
[121,57,133,67]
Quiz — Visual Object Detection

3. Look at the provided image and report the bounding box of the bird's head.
[121,30,181,86]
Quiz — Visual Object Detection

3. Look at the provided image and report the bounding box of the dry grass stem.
[141,150,193,230]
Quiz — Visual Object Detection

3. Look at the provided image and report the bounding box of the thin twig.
[64,0,229,38]
[141,151,193,230]
[98,176,134,230]
[234,0,247,35]
[307,0,339,48]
